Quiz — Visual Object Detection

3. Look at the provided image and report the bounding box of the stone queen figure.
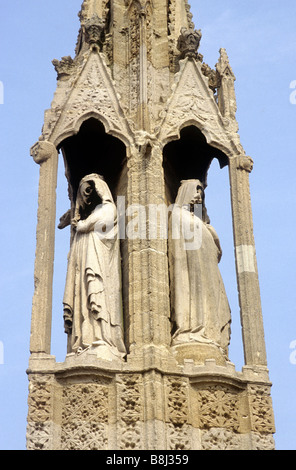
[169,179,231,358]
[63,173,126,360]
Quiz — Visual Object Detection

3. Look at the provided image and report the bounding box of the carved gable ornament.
[43,51,132,146]
[158,57,243,157]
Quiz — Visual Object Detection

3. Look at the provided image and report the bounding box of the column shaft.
[229,156,267,366]
[30,141,58,354]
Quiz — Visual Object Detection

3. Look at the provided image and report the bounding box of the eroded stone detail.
[61,58,123,132]
[52,56,76,81]
[248,385,275,435]
[196,384,240,432]
[61,379,109,450]
[177,27,202,60]
[237,155,254,173]
[250,432,275,451]
[118,375,143,450]
[27,375,52,423]
[201,428,241,450]
[166,377,191,450]
[26,422,53,451]
[84,14,105,46]
[26,374,53,450]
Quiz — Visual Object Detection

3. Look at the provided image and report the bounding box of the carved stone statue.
[169,180,231,357]
[63,173,126,361]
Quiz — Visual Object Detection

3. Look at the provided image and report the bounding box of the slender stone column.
[229,155,267,367]
[126,135,171,363]
[30,141,58,354]
[138,5,150,131]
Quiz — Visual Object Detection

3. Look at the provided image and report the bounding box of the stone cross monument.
[27,0,275,450]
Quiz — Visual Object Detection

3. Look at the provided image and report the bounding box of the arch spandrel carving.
[42,50,133,148]
[158,57,245,158]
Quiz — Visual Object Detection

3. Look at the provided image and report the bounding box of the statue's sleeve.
[206,224,222,262]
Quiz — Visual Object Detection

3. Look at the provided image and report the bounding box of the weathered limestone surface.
[27,0,275,450]
[27,354,275,450]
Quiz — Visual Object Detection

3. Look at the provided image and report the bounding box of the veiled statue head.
[175,179,209,223]
[75,173,114,220]
[175,179,204,206]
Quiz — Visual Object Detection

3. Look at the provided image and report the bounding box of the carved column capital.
[30,141,57,165]
[134,131,159,156]
[237,156,254,173]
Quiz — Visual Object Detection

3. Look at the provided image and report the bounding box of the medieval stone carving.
[237,155,254,173]
[26,422,53,451]
[52,56,76,81]
[201,63,219,93]
[26,375,53,450]
[201,428,241,450]
[216,48,237,121]
[250,433,275,451]
[118,375,143,450]
[84,14,105,47]
[166,377,191,450]
[177,27,202,60]
[196,384,240,431]
[169,180,231,356]
[30,140,56,165]
[61,379,109,450]
[158,57,238,154]
[248,385,275,435]
[63,174,126,361]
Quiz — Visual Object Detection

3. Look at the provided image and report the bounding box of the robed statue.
[63,173,126,360]
[169,179,231,357]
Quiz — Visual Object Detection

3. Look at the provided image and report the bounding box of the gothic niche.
[163,126,231,363]
[57,118,127,361]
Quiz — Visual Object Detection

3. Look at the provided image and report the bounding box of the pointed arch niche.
[50,117,128,360]
[162,124,244,368]
[58,117,127,203]
[162,125,228,204]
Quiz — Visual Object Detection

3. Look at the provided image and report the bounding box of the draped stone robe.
[169,180,231,355]
[63,174,126,360]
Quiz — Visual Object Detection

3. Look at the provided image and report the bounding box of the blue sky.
[0,0,295,450]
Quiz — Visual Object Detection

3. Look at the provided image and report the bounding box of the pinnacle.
[79,0,110,23]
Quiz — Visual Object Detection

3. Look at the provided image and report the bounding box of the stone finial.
[216,48,236,80]
[52,56,75,81]
[177,27,202,60]
[84,14,106,46]
[184,0,195,30]
[78,0,106,21]
[216,48,237,120]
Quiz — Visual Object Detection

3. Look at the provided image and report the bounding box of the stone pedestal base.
[172,343,227,367]
[26,352,275,451]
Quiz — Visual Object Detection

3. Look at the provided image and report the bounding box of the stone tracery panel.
[195,383,240,432]
[26,374,54,450]
[61,378,109,450]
